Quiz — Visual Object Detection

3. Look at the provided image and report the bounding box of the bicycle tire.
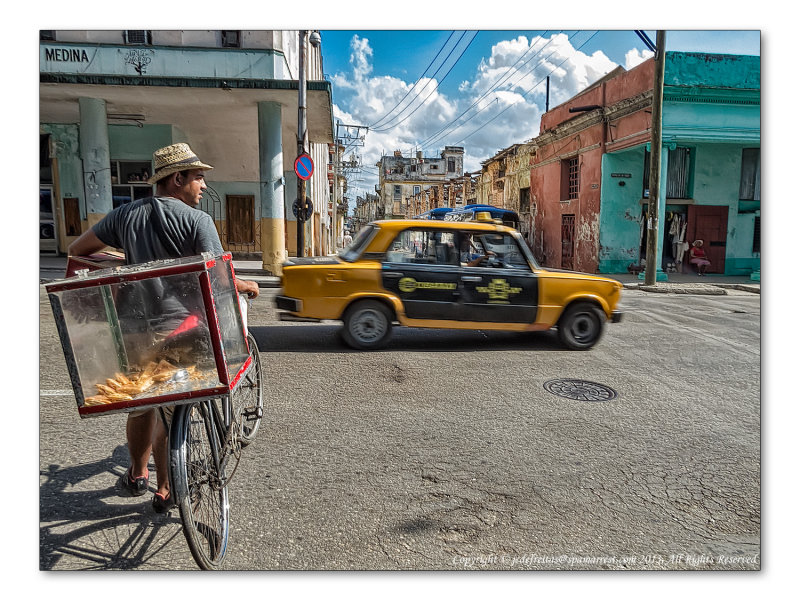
[231,332,263,446]
[170,400,230,570]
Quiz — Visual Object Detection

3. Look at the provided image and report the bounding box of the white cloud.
[330,32,641,198]
[625,48,655,70]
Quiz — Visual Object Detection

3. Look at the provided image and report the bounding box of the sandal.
[118,467,149,497]
[152,491,176,514]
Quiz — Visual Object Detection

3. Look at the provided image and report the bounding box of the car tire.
[341,300,393,350]
[557,301,605,350]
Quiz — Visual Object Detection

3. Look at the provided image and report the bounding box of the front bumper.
[275,295,302,313]
[611,310,623,323]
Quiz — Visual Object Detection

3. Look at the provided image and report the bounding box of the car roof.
[369,219,515,234]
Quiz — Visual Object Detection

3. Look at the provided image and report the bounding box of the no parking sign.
[294,153,314,181]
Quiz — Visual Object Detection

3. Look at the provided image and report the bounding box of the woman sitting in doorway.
[689,240,711,276]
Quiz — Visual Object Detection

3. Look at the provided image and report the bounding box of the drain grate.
[543,379,618,402]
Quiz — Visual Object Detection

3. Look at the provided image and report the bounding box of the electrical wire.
[452,31,600,147]
[371,30,479,133]
[368,31,458,129]
[418,30,566,151]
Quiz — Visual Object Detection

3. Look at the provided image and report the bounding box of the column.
[78,97,113,228]
[258,101,286,275]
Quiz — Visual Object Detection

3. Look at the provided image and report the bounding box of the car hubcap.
[353,310,386,342]
[571,313,597,342]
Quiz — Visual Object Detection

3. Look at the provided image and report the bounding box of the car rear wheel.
[341,300,393,350]
[557,301,605,350]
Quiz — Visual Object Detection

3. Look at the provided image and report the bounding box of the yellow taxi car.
[275,216,623,350]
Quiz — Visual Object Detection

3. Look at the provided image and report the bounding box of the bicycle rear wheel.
[231,332,263,446]
[170,400,230,570]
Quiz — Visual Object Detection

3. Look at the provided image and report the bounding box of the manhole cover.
[543,379,618,402]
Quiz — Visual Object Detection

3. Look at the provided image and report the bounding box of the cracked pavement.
[39,285,760,570]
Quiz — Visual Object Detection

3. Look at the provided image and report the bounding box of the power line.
[371,31,479,133]
[368,31,458,129]
[418,30,566,151]
[452,31,600,147]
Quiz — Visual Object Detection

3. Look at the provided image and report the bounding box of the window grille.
[567,157,579,200]
[643,147,693,199]
[221,30,241,48]
[124,30,152,45]
[739,148,761,201]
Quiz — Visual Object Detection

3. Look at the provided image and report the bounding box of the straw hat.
[692,240,703,246]
[147,143,213,184]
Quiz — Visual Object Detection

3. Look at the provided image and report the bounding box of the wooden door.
[561,214,575,270]
[688,205,728,274]
[226,195,255,247]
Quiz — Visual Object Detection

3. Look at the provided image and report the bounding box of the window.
[447,158,456,172]
[740,148,761,201]
[519,187,531,213]
[221,30,241,48]
[385,229,458,265]
[753,216,760,253]
[111,160,153,208]
[393,185,401,201]
[562,157,579,201]
[124,30,152,45]
[643,147,693,199]
[430,164,439,170]
[413,185,421,196]
[462,232,530,270]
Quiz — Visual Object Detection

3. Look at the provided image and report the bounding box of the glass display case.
[46,253,250,418]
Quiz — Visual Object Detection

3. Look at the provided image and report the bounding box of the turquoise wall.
[599,52,760,275]
[599,149,647,272]
[41,123,85,215]
[108,124,174,160]
[692,143,760,274]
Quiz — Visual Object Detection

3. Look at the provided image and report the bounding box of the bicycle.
[47,254,264,571]
[165,330,263,570]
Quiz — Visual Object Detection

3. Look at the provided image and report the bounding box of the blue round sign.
[294,153,314,180]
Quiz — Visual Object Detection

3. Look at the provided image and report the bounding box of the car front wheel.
[557,301,605,350]
[341,300,393,350]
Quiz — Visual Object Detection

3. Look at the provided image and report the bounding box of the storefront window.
[111,160,153,208]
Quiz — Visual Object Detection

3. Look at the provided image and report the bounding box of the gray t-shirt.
[93,195,223,264]
[92,196,224,332]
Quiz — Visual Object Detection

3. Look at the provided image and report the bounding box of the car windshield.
[338,225,377,262]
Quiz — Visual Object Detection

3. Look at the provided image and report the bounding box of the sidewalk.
[39,254,760,295]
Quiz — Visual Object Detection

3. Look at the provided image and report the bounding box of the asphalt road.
[38,284,760,571]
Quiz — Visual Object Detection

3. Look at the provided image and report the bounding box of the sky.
[319,28,761,203]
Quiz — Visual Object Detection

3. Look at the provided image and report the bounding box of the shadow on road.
[250,324,564,354]
[40,444,184,570]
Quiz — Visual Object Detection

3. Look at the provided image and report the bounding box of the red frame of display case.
[47,253,253,418]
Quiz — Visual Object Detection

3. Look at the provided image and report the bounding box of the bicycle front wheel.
[170,401,230,570]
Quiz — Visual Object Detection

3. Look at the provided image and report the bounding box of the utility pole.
[334,121,367,247]
[297,30,309,257]
[644,30,666,286]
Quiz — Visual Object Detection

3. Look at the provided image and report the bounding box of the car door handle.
[383,271,404,279]
[461,276,482,282]
[326,272,347,283]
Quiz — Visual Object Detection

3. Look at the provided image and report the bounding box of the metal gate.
[201,186,262,254]
[561,214,575,270]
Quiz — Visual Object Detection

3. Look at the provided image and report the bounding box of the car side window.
[468,233,531,270]
[385,229,458,266]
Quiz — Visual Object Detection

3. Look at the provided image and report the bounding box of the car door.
[457,231,538,323]
[381,228,461,320]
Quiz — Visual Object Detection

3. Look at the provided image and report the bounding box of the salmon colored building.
[529,52,760,278]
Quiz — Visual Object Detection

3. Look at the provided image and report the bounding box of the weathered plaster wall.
[598,149,647,272]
